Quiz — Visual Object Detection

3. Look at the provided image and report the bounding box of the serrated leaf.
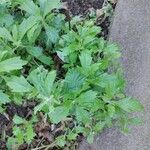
[13,115,25,125]
[46,26,59,44]
[0,57,27,73]
[128,118,143,125]
[0,13,14,28]
[28,67,47,96]
[79,51,92,68]
[77,90,97,104]
[64,69,86,92]
[87,132,94,144]
[19,16,39,40]
[27,24,41,43]
[76,107,91,124]
[39,0,60,17]
[49,106,69,124]
[0,90,10,104]
[13,126,24,144]
[20,0,40,15]
[107,104,115,117]
[98,73,123,98]
[55,136,66,147]
[6,137,18,150]
[0,27,13,41]
[0,50,8,61]
[26,46,53,66]
[67,132,78,140]
[94,122,105,132]
[12,24,18,41]
[116,98,144,112]
[28,66,56,96]
[34,98,50,114]
[25,124,36,143]
[7,76,32,93]
[45,70,56,94]
[38,55,53,66]
[28,66,47,95]
[26,46,43,57]
[104,43,121,58]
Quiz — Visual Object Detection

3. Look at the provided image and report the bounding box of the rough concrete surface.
[78,0,150,150]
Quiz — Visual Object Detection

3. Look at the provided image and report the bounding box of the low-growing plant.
[7,115,37,149]
[0,0,143,149]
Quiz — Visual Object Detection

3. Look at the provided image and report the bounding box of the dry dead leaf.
[35,121,54,142]
[96,9,104,19]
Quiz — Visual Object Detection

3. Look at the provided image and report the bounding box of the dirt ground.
[62,0,104,16]
[63,0,114,39]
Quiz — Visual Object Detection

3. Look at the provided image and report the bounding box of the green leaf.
[76,107,91,124]
[107,104,115,118]
[13,115,25,125]
[28,66,56,96]
[0,13,14,28]
[28,67,47,96]
[38,55,53,66]
[98,73,123,98]
[45,70,56,94]
[25,124,36,143]
[55,135,66,148]
[64,69,86,92]
[20,0,40,15]
[87,132,94,144]
[0,27,13,41]
[27,24,41,43]
[0,106,4,113]
[26,46,43,57]
[67,132,78,140]
[77,90,97,104]
[19,16,39,40]
[79,52,92,68]
[49,106,69,124]
[12,24,18,41]
[116,98,144,112]
[39,0,60,17]
[46,26,59,44]
[7,76,32,93]
[128,118,143,125]
[0,90,10,104]
[104,43,121,58]
[26,46,53,65]
[93,122,105,132]
[13,126,24,144]
[7,137,18,150]
[34,98,50,114]
[0,50,8,62]
[0,57,27,73]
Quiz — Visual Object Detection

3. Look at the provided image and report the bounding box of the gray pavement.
[78,0,150,149]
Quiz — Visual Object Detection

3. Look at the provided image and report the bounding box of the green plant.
[0,0,143,149]
[7,115,37,150]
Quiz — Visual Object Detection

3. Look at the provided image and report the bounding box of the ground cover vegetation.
[0,0,143,149]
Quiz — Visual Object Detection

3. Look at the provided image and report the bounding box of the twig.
[31,142,56,150]
[36,137,45,148]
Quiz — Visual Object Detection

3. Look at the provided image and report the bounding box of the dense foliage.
[0,0,143,149]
